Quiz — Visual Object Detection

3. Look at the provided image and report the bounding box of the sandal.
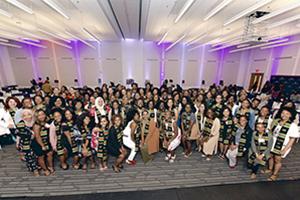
[268,174,278,181]
[112,165,121,173]
[44,170,51,176]
[72,164,81,170]
[33,170,40,177]
[48,167,55,174]
[60,164,69,170]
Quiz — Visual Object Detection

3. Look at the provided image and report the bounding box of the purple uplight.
[159,43,166,86]
[71,40,83,87]
[270,45,285,76]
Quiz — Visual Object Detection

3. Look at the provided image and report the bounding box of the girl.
[77,113,95,170]
[266,107,299,181]
[50,110,69,170]
[163,110,181,163]
[123,109,140,165]
[107,115,127,173]
[201,109,220,161]
[212,94,223,119]
[248,123,273,179]
[218,107,234,159]
[62,109,80,170]
[181,104,196,158]
[16,109,39,176]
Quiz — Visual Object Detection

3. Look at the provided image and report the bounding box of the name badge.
[258,138,265,143]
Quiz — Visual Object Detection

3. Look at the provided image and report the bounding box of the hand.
[256,154,264,161]
[230,145,237,151]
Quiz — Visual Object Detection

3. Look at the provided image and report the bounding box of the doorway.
[248,73,264,92]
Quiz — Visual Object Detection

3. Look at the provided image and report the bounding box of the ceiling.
[1,0,300,50]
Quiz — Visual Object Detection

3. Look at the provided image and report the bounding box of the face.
[114,117,122,127]
[23,99,32,109]
[75,102,82,110]
[37,111,46,122]
[134,113,140,122]
[256,124,265,133]
[113,102,119,109]
[167,99,173,108]
[223,108,230,117]
[260,107,269,117]
[90,96,95,104]
[185,104,191,113]
[137,100,143,107]
[53,112,62,123]
[252,100,260,108]
[216,95,222,103]
[200,104,205,113]
[148,101,154,109]
[55,98,62,107]
[34,96,43,105]
[22,110,33,123]
[8,99,17,109]
[100,117,108,128]
[182,98,187,105]
[53,88,60,96]
[281,110,291,121]
[83,116,90,126]
[239,117,248,127]
[65,110,73,121]
[207,109,213,119]
[242,100,250,109]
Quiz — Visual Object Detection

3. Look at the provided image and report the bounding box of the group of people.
[0,79,299,182]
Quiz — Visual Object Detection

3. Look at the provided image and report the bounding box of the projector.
[249,11,270,18]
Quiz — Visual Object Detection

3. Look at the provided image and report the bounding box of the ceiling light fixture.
[6,0,33,14]
[82,28,101,42]
[224,0,272,26]
[0,41,21,48]
[261,39,300,49]
[165,34,186,51]
[268,14,300,29]
[0,38,9,42]
[157,31,168,45]
[174,0,195,24]
[186,33,208,46]
[252,2,300,24]
[0,8,13,18]
[204,0,233,21]
[48,39,72,49]
[229,38,288,53]
[188,43,203,51]
[42,0,70,19]
[236,43,250,48]
[38,28,71,43]
[65,31,96,49]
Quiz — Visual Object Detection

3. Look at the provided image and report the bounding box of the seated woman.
[226,115,253,168]
[248,122,273,179]
[201,109,220,161]
[266,107,299,181]
[163,110,181,163]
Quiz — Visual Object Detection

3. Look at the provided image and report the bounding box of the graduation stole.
[236,108,250,120]
[38,122,50,148]
[182,112,192,132]
[237,126,249,156]
[17,120,32,151]
[203,118,213,137]
[196,112,205,131]
[212,104,223,117]
[98,129,109,145]
[164,119,174,138]
[115,126,124,145]
[9,109,16,119]
[271,119,291,155]
[220,118,233,140]
[248,131,269,165]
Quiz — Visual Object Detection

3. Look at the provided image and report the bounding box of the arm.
[33,124,45,150]
[250,134,257,154]
[130,122,137,143]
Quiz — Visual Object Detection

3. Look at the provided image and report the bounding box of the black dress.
[107,125,123,157]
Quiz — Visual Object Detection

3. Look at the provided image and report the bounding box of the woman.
[266,107,299,181]
[248,123,273,179]
[0,106,15,149]
[50,110,69,170]
[123,109,140,165]
[108,100,125,123]
[163,110,181,163]
[62,109,80,170]
[107,115,127,172]
[211,94,223,119]
[201,109,220,161]
[77,113,95,170]
[181,104,196,158]
[195,101,206,151]
[218,107,234,159]
[94,116,110,171]
[94,97,108,124]
[16,109,39,176]
[32,109,53,175]
[255,106,272,132]
[226,115,253,168]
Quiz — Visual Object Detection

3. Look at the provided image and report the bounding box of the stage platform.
[0,144,300,198]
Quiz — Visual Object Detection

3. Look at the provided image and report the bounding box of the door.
[248,73,264,92]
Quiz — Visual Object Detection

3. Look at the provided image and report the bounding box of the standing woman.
[195,101,206,151]
[16,109,39,176]
[107,115,127,172]
[32,109,53,175]
[163,110,181,163]
[218,107,234,159]
[95,116,110,171]
[50,110,69,170]
[77,113,95,170]
[62,109,80,170]
[201,109,220,161]
[0,106,15,149]
[123,109,140,165]
[212,94,224,119]
[266,107,299,181]
[180,104,196,158]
